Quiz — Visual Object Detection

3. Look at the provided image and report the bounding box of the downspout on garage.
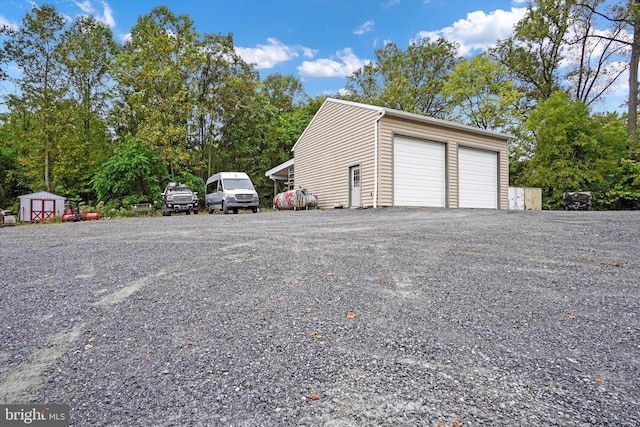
[373,109,385,209]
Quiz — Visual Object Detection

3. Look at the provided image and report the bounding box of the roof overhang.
[291,98,514,151]
[265,158,294,180]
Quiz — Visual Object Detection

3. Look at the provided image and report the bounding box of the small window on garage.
[352,167,360,188]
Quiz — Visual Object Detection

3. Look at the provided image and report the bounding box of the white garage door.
[458,147,498,209]
[394,136,445,207]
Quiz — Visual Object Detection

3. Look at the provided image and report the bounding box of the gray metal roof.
[323,98,515,141]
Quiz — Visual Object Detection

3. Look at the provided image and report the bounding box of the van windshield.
[223,178,254,190]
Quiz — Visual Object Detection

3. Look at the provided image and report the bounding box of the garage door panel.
[394,136,445,207]
[459,147,497,209]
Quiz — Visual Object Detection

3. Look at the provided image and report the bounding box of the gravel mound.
[1,208,638,426]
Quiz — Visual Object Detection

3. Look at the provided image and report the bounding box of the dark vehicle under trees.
[161,183,199,216]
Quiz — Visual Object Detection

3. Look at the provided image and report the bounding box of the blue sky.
[0,0,629,111]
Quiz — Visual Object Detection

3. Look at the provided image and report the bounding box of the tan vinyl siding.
[293,101,381,208]
[379,115,509,209]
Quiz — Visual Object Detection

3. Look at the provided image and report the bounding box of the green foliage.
[598,158,640,209]
[0,118,26,208]
[2,4,67,193]
[346,37,459,118]
[262,73,306,113]
[491,0,573,104]
[92,138,169,204]
[442,54,522,131]
[523,91,628,208]
[109,6,200,176]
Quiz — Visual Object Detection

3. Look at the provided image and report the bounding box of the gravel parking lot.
[0,208,639,426]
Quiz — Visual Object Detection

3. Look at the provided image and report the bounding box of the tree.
[190,32,258,178]
[0,113,28,208]
[110,6,200,177]
[262,73,306,113]
[57,16,119,144]
[602,157,640,208]
[92,138,168,204]
[442,54,522,131]
[576,0,640,146]
[346,37,459,118]
[2,4,66,192]
[565,0,628,107]
[491,0,574,105]
[523,91,628,207]
[343,63,381,105]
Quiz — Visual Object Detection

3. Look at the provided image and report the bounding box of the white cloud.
[416,7,527,56]
[70,0,115,28]
[99,0,116,28]
[300,47,316,58]
[609,65,629,97]
[235,38,317,69]
[298,48,370,78]
[73,1,95,14]
[0,15,19,31]
[353,20,374,35]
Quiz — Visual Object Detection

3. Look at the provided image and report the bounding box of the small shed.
[18,191,66,222]
[508,187,542,210]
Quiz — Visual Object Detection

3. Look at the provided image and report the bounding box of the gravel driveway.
[1,208,638,426]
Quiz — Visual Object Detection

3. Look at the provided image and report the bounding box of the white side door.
[349,165,361,208]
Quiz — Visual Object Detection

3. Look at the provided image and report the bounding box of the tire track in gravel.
[2,265,175,403]
[0,270,170,403]
[0,324,86,403]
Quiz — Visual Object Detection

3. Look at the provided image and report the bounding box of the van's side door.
[212,179,223,208]
[206,179,219,209]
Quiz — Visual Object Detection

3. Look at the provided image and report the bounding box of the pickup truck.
[161,183,199,216]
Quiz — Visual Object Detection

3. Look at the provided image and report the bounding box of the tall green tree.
[262,73,306,114]
[2,4,66,192]
[346,37,459,118]
[52,16,118,199]
[190,32,258,178]
[110,6,200,177]
[342,63,381,105]
[442,54,522,131]
[565,0,628,108]
[57,16,118,141]
[576,0,640,147]
[491,0,574,105]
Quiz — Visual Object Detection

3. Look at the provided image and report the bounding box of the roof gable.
[292,98,384,152]
[19,191,66,200]
[293,98,513,151]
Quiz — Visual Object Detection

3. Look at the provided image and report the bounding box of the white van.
[205,172,259,214]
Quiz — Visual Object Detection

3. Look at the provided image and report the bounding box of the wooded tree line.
[0,0,638,211]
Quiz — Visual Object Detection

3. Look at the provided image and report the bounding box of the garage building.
[267,98,512,209]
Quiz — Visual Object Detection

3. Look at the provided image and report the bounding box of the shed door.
[458,147,498,209]
[30,199,57,222]
[394,136,445,207]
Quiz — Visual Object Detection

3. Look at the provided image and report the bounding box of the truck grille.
[235,194,253,202]
[173,195,193,203]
